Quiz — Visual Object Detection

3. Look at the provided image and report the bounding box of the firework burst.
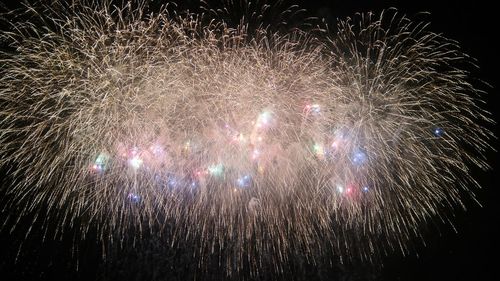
[0,0,494,277]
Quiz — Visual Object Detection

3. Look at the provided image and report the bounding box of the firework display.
[0,0,493,275]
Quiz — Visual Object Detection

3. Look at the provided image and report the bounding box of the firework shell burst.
[0,0,494,275]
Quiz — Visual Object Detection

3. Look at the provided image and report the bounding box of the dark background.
[0,0,498,280]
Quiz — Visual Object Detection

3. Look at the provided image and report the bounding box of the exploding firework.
[0,0,494,277]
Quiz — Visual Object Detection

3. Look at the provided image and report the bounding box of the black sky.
[0,0,498,280]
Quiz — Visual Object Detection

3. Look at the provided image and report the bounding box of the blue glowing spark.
[128,193,141,203]
[190,181,198,188]
[167,177,178,188]
[351,148,367,166]
[236,175,251,188]
[433,127,444,137]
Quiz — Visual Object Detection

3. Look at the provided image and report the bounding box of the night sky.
[0,0,498,280]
